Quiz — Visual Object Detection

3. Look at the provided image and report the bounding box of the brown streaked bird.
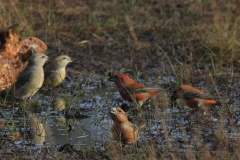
[110,107,145,145]
[43,55,72,88]
[109,73,166,107]
[171,84,221,113]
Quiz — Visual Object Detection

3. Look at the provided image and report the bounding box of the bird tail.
[217,99,234,106]
[216,100,221,106]
[137,124,146,132]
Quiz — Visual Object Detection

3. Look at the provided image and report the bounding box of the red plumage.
[171,84,221,111]
[109,73,165,107]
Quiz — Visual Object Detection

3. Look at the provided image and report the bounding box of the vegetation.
[0,0,240,159]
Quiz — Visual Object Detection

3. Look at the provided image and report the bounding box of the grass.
[1,0,240,159]
[1,0,240,67]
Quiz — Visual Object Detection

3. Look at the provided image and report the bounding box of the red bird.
[109,73,165,107]
[171,85,221,113]
[110,107,145,145]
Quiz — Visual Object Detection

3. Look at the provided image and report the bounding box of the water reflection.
[27,112,46,146]
[53,115,66,126]
[51,96,66,112]
[0,120,21,142]
[2,74,171,148]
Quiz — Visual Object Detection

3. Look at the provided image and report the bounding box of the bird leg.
[203,111,206,116]
[138,101,143,108]
[186,108,198,125]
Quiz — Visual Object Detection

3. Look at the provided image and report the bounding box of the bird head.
[171,85,184,100]
[28,53,49,67]
[108,73,134,88]
[110,107,128,123]
[50,55,73,69]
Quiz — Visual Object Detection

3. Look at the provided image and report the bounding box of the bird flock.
[8,52,222,145]
[10,53,72,100]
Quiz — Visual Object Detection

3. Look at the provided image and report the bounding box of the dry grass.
[1,0,240,159]
[1,0,240,70]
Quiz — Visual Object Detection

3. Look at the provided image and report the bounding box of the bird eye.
[114,75,118,78]
[42,56,45,58]
[63,58,66,60]
[179,87,183,91]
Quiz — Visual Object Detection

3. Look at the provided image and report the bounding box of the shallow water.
[10,74,117,149]
[1,73,240,154]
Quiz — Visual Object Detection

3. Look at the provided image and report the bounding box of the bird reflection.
[53,115,66,126]
[27,112,46,146]
[51,96,66,112]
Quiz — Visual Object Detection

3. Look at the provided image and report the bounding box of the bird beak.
[46,56,49,61]
[68,57,73,62]
[108,72,115,81]
[109,108,117,115]
[108,75,115,82]
[171,92,178,101]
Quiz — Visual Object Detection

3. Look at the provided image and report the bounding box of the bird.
[171,84,221,114]
[110,107,145,145]
[43,55,72,88]
[109,73,166,107]
[10,53,48,100]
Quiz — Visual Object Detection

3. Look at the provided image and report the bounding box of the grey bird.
[11,53,48,100]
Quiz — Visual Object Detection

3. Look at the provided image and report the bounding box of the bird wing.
[132,123,145,132]
[120,83,143,95]
[183,91,214,100]
[44,65,54,79]
[133,124,140,132]
[44,61,58,73]
[124,122,139,132]
[44,62,63,80]
[44,70,53,79]
[14,68,33,87]
[123,84,164,95]
[133,87,165,93]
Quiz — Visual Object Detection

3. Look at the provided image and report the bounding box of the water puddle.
[0,73,240,155]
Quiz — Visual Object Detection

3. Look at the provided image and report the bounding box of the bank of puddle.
[0,73,240,153]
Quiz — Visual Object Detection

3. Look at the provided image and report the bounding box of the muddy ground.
[1,0,240,159]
